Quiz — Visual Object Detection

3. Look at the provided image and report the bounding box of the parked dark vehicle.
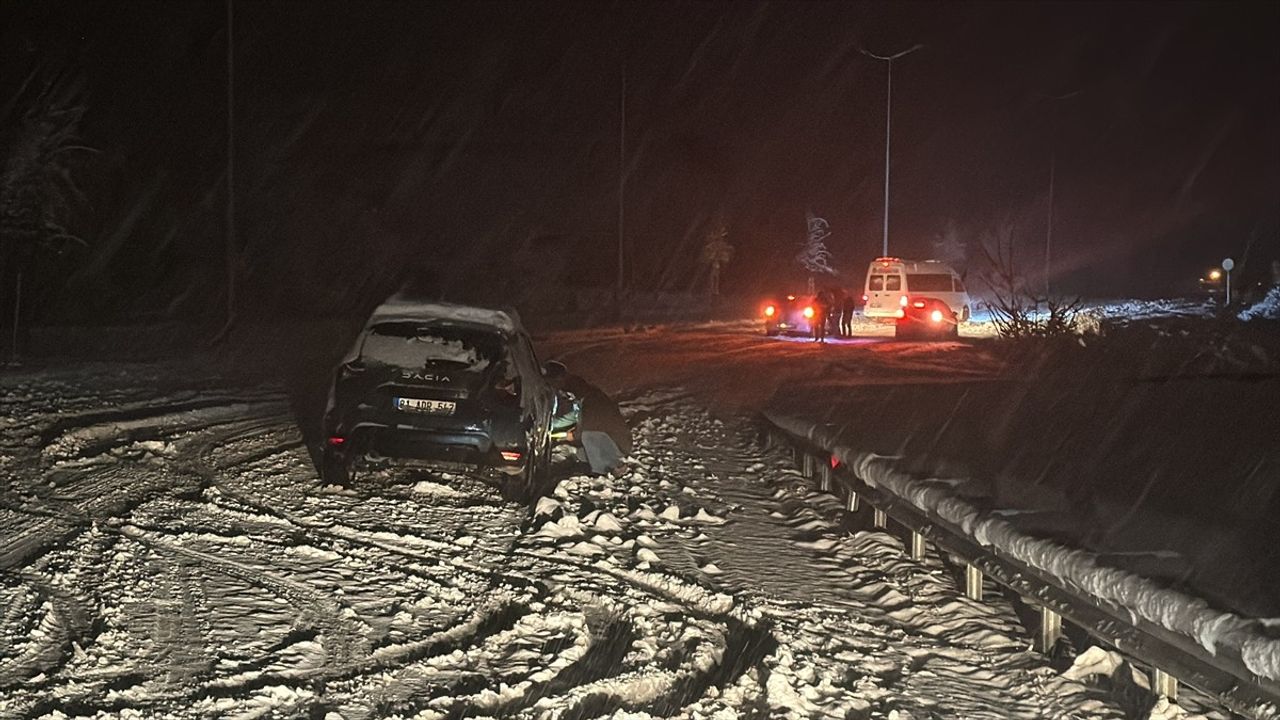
[895,296,960,340]
[322,298,558,498]
[761,293,818,336]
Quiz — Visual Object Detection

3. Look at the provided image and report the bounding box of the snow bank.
[1240,287,1280,322]
[764,411,1280,683]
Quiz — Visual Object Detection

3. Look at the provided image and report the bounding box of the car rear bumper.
[330,422,526,473]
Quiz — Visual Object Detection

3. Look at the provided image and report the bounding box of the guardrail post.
[819,460,832,492]
[801,453,815,479]
[965,563,984,601]
[873,507,887,529]
[1037,606,1062,653]
[910,530,927,560]
[1152,667,1178,701]
[845,489,859,512]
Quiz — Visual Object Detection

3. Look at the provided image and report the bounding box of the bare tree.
[0,70,94,361]
[977,217,1082,338]
[797,212,837,281]
[699,223,733,296]
[930,218,967,268]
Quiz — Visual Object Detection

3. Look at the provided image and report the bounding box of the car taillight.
[327,436,346,446]
[764,305,776,317]
[930,309,944,323]
[912,299,926,309]
[899,295,909,307]
[500,450,523,462]
[802,306,815,318]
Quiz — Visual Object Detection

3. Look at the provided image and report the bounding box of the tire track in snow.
[0,372,1181,719]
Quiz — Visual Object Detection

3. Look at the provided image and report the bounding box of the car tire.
[322,446,351,486]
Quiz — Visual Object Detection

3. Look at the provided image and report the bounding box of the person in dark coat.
[839,289,856,338]
[544,361,632,476]
[812,290,833,343]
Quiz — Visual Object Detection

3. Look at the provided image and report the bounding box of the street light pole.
[616,65,626,308]
[1039,90,1080,298]
[861,44,922,258]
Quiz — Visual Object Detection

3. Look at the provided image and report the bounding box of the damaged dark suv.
[322,298,557,497]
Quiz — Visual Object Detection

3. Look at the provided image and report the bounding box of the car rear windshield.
[906,273,953,292]
[361,322,503,371]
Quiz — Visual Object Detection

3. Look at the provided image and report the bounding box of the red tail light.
[830,455,840,469]
[930,309,944,323]
[764,305,776,317]
[899,295,909,307]
[861,294,868,302]
[327,436,346,446]
[500,450,523,462]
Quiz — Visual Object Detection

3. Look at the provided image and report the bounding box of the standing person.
[543,361,632,476]
[812,289,832,343]
[839,289,856,338]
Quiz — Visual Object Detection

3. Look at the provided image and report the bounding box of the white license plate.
[395,397,456,415]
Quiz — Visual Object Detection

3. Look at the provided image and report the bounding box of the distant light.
[764,305,776,317]
[327,436,346,446]
[930,309,944,323]
[1209,269,1222,281]
[803,306,815,318]
[500,450,522,462]
[786,294,796,301]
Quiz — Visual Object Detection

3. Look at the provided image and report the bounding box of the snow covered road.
[0,359,1237,718]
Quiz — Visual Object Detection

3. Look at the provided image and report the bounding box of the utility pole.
[860,44,922,258]
[1040,90,1080,299]
[616,65,626,308]
[215,0,237,343]
[1045,148,1055,298]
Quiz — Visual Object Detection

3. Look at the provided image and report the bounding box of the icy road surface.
[0,357,1236,718]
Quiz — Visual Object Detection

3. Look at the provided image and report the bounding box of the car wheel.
[322,446,351,486]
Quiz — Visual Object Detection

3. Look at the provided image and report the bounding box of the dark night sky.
[3,0,1278,320]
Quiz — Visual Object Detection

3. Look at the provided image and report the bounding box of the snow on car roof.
[365,296,522,334]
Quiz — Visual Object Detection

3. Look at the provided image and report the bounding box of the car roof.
[867,258,959,274]
[365,296,523,335]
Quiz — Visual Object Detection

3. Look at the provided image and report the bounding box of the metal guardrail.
[760,418,1280,720]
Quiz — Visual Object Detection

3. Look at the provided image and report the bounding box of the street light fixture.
[860,43,923,258]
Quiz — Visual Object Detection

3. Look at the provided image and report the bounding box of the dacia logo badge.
[401,370,449,382]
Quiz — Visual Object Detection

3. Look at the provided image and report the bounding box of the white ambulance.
[862,257,971,321]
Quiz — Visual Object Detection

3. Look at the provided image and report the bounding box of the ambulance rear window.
[869,275,885,291]
[885,275,902,291]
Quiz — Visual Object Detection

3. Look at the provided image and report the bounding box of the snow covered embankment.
[763,412,1280,687]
